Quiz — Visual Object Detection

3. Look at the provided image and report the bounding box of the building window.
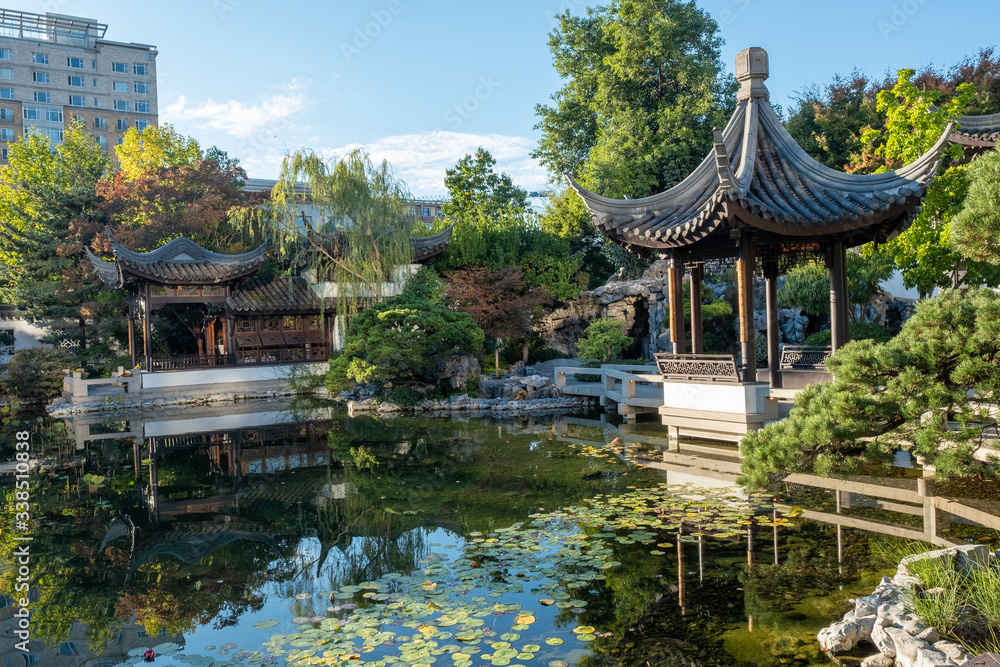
[0,88,13,100]
[23,107,40,121]
[32,72,48,83]
[0,148,7,161]
[0,68,12,80]
[134,101,150,113]
[67,57,84,69]
[134,82,149,95]
[0,128,14,141]
[46,109,63,122]
[72,114,83,122]
[133,63,148,76]
[112,81,127,92]
[113,100,128,111]
[92,78,97,87]
[32,91,49,103]
[68,95,85,107]
[32,53,47,64]
[94,116,106,129]
[93,97,98,107]
[116,136,124,145]
[68,75,85,87]
[0,108,12,121]
[112,62,127,73]
[0,49,11,60]
[136,118,150,130]
[91,60,96,69]
[46,129,63,143]
[96,135,107,149]
[116,118,128,131]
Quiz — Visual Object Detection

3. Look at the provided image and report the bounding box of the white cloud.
[162,79,309,140]
[323,131,547,196]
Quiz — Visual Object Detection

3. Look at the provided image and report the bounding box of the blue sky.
[14,0,1000,195]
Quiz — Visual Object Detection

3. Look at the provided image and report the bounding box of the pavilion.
[86,225,454,372]
[568,47,953,390]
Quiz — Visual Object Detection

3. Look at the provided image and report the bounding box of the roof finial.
[735,47,769,102]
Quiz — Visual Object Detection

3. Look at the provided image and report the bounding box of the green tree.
[779,254,895,323]
[235,149,414,319]
[327,294,484,391]
[533,0,736,198]
[576,317,632,363]
[114,123,202,179]
[0,122,108,340]
[443,148,529,224]
[855,69,1000,295]
[951,148,1000,265]
[739,289,1000,490]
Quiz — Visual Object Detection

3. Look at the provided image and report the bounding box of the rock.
[915,627,940,644]
[856,615,877,637]
[817,619,863,653]
[871,622,896,657]
[856,596,880,617]
[914,648,952,667]
[862,654,895,667]
[902,618,928,636]
[512,387,527,401]
[440,354,481,390]
[932,641,967,663]
[884,627,929,667]
[954,544,991,573]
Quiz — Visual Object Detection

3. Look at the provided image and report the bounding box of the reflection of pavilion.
[554,416,1000,551]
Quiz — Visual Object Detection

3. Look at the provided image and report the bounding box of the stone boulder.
[439,354,481,390]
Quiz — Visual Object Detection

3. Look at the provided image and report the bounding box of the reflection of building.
[0,8,158,162]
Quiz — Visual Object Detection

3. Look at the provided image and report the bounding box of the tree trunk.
[78,314,87,351]
[495,348,500,379]
[522,340,529,364]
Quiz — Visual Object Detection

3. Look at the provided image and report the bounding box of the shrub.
[384,385,424,408]
[576,318,632,363]
[326,294,484,390]
[1,348,72,404]
[804,322,894,346]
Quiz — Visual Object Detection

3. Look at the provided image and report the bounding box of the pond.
[2,401,999,667]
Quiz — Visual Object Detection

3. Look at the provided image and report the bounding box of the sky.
[11,0,1000,196]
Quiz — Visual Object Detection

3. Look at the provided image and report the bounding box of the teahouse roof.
[87,230,269,288]
[568,48,953,257]
[227,276,326,314]
[951,111,1000,156]
[410,223,455,263]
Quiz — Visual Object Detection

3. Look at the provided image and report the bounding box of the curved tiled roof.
[410,223,455,263]
[86,230,269,286]
[227,276,325,313]
[568,48,952,255]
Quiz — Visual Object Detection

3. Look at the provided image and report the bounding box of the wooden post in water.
[677,530,686,616]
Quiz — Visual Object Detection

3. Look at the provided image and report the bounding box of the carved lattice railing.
[653,353,742,383]
[778,345,832,370]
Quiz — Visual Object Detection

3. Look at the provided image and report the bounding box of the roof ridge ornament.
[735,47,769,102]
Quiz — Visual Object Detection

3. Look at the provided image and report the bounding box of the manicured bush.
[576,318,632,364]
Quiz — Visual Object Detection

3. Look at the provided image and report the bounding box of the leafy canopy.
[115,123,202,180]
[739,289,1000,490]
[576,317,632,364]
[951,148,1000,265]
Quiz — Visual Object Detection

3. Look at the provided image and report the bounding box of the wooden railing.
[148,346,329,371]
[654,353,742,383]
[779,345,831,370]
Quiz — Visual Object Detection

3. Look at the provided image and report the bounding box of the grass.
[869,536,1000,647]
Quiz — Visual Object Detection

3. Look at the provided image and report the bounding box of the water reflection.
[0,402,997,667]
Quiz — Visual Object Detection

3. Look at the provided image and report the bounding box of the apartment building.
[0,8,157,161]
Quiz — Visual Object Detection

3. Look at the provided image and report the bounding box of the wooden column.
[142,284,153,371]
[127,291,137,369]
[689,264,704,354]
[764,260,781,389]
[667,253,686,354]
[828,238,849,352]
[737,230,756,381]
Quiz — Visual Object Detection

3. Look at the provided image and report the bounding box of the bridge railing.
[653,353,742,383]
[779,345,832,370]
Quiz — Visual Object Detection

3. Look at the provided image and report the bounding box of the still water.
[2,400,998,667]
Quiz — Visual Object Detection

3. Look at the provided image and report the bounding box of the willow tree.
[237,149,414,318]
